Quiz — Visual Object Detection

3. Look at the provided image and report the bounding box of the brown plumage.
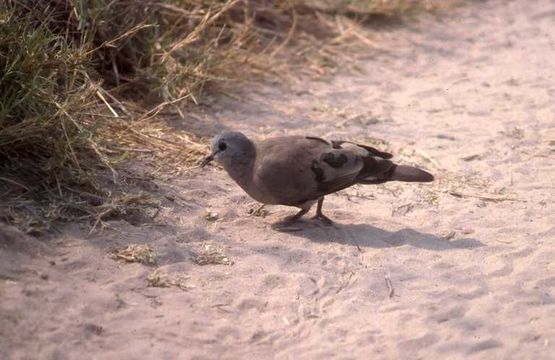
[201,132,433,224]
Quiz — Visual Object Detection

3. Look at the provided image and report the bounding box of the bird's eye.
[218,142,227,151]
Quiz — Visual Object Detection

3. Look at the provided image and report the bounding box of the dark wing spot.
[311,160,325,182]
[321,152,348,168]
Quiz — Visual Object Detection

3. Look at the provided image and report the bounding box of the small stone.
[203,209,219,221]
[460,227,475,235]
[84,323,103,336]
[462,154,480,161]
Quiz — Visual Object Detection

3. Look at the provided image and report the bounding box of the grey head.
[200,131,255,170]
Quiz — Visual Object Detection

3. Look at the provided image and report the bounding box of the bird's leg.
[312,197,333,225]
[272,205,312,231]
[286,208,309,222]
[271,208,308,231]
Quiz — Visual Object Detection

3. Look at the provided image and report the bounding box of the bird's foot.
[271,208,309,231]
[311,214,333,226]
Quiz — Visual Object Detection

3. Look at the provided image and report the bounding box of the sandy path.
[1,0,554,359]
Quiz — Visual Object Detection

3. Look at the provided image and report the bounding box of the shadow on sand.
[272,221,484,251]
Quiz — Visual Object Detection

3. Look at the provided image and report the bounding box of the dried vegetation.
[0,0,455,233]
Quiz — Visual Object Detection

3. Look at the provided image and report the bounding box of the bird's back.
[244,135,432,207]
[252,136,327,205]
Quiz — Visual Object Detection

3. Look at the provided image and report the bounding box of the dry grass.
[299,0,454,15]
[111,244,158,265]
[193,244,234,266]
[0,0,457,233]
[146,269,194,290]
[0,0,244,232]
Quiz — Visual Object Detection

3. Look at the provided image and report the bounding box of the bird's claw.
[311,214,333,226]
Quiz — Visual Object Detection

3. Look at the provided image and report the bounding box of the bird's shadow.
[273,221,484,251]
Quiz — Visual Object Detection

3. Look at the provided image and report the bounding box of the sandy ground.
[1,0,555,359]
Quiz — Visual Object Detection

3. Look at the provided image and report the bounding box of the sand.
[1,0,554,359]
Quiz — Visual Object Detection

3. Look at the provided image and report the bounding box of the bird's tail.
[357,164,434,185]
[388,164,434,182]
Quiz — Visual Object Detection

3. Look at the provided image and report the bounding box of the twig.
[270,6,297,57]
[449,190,524,203]
[416,149,442,169]
[351,31,383,49]
[380,185,400,198]
[165,0,239,57]
[98,86,131,116]
[113,147,155,153]
[248,204,267,217]
[135,94,191,124]
[89,209,113,234]
[95,89,119,117]
[85,22,154,56]
[385,276,394,298]
[62,186,105,201]
[0,177,30,191]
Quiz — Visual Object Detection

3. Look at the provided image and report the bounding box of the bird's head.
[200,131,255,168]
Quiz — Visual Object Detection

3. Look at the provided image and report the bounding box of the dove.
[201,132,433,224]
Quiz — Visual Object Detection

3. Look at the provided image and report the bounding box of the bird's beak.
[200,154,214,168]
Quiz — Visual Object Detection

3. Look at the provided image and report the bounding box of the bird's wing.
[312,139,396,196]
[331,140,393,159]
[254,136,399,205]
[323,140,434,185]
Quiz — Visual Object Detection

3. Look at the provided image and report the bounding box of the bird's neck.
[224,158,254,186]
[223,144,256,189]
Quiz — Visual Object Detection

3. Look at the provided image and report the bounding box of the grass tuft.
[193,244,234,266]
[112,244,158,265]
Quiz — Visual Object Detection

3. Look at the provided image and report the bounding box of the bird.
[201,131,434,225]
